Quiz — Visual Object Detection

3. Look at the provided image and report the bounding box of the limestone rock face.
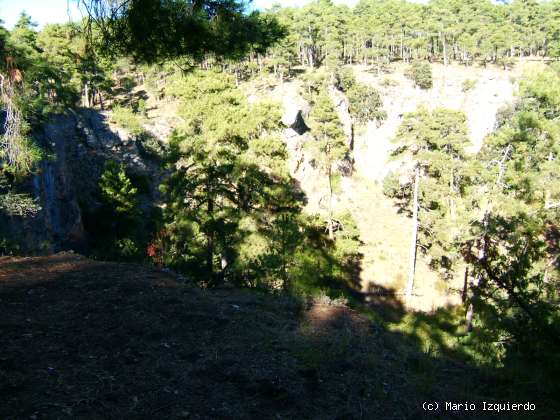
[352,63,516,181]
[2,114,87,254]
[281,92,310,135]
[2,108,164,254]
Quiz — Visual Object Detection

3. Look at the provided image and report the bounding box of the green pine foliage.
[461,79,477,92]
[462,66,560,350]
[247,0,560,71]
[157,70,360,294]
[307,91,348,173]
[99,160,139,214]
[382,66,560,361]
[347,84,386,126]
[334,67,356,92]
[79,0,286,64]
[405,62,433,89]
[84,160,155,262]
[300,70,328,104]
[306,90,354,243]
[384,107,472,277]
[0,173,40,217]
[2,2,560,402]
[160,70,306,287]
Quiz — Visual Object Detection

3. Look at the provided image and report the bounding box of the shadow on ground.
[0,254,556,419]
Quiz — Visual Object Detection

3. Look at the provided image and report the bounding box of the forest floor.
[0,254,552,419]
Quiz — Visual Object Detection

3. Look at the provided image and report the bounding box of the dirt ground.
[0,253,516,419]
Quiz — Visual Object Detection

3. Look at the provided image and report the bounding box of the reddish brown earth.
[0,254,507,419]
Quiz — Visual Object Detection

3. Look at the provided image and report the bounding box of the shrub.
[347,84,387,125]
[462,79,477,92]
[110,105,143,135]
[380,77,399,87]
[0,173,41,217]
[497,56,516,70]
[83,160,159,262]
[99,160,139,214]
[137,98,148,116]
[136,132,167,161]
[300,71,328,102]
[334,68,356,92]
[405,62,433,89]
[550,61,560,76]
[120,75,136,91]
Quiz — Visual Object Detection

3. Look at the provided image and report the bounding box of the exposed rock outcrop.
[353,63,516,181]
[2,114,87,254]
[283,109,309,135]
[281,92,310,136]
[2,108,165,254]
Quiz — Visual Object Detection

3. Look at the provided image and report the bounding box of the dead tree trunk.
[406,166,420,300]
[328,165,334,240]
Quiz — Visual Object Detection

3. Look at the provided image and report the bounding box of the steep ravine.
[10,64,520,309]
[270,64,519,310]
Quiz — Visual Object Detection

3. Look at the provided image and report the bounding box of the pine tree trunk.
[462,266,469,304]
[207,195,215,279]
[467,144,513,331]
[465,300,475,332]
[350,121,355,151]
[450,171,456,220]
[406,167,420,299]
[463,267,477,332]
[328,165,334,240]
[442,33,449,66]
[545,152,554,208]
[466,246,486,333]
[83,82,90,108]
[400,30,404,60]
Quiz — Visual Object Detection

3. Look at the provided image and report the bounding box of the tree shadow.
[115,89,150,112]
[360,282,406,323]
[4,254,556,419]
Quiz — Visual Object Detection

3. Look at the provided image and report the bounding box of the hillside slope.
[0,254,513,419]
[101,63,522,311]
[353,63,518,181]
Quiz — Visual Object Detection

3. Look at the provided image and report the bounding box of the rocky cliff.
[3,108,161,254]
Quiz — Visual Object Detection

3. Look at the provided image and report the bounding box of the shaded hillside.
[1,254,554,419]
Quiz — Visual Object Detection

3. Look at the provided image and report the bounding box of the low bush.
[334,68,356,92]
[405,62,433,89]
[462,79,477,92]
[136,132,167,161]
[380,77,399,87]
[110,105,143,135]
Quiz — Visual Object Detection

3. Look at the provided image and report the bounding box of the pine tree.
[77,0,285,63]
[99,161,139,214]
[161,71,306,287]
[384,107,471,298]
[307,91,347,240]
[462,67,560,344]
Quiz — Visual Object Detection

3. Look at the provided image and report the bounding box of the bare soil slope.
[0,254,505,419]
